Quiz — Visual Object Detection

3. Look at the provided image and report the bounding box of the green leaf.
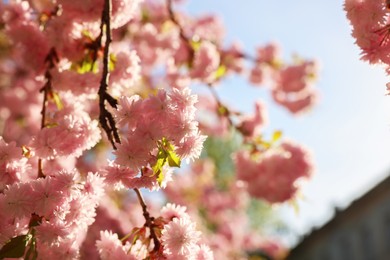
[152,149,167,175]
[271,130,282,143]
[0,234,31,258]
[51,92,63,110]
[161,138,181,168]
[190,40,201,51]
[151,138,182,186]
[25,237,37,260]
[217,105,228,116]
[108,53,117,72]
[213,65,227,80]
[167,149,181,167]
[289,199,300,216]
[156,171,165,186]
[141,9,150,23]
[71,57,98,74]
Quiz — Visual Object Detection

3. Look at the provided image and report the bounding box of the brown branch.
[207,84,236,128]
[133,188,161,251]
[97,0,161,253]
[166,0,195,64]
[38,47,58,178]
[98,0,121,149]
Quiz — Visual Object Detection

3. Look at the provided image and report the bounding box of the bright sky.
[185,0,390,245]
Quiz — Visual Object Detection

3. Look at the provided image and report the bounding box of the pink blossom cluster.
[113,87,206,168]
[164,159,287,259]
[0,137,32,191]
[31,93,101,159]
[272,60,319,114]
[160,203,213,259]
[344,0,390,93]
[100,87,206,190]
[248,43,319,114]
[234,140,313,203]
[0,169,105,259]
[94,203,213,259]
[345,0,390,64]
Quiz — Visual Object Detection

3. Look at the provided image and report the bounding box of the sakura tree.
[0,0,317,259]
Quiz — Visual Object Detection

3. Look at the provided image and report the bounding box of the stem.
[166,0,194,63]
[207,84,235,127]
[97,0,160,252]
[133,188,161,251]
[38,47,58,178]
[98,0,121,149]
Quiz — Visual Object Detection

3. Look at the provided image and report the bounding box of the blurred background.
[185,0,390,250]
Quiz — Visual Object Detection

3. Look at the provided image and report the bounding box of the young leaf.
[157,171,165,186]
[0,234,31,258]
[167,149,181,168]
[162,138,181,168]
[22,145,32,158]
[213,65,227,81]
[271,130,282,143]
[51,92,63,110]
[108,53,117,72]
[152,149,167,176]
[25,237,37,260]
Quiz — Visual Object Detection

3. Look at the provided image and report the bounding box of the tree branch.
[133,188,161,251]
[38,47,58,178]
[98,0,121,149]
[97,0,161,252]
[166,0,194,64]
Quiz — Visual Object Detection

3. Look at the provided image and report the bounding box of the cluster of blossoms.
[0,0,319,259]
[95,203,213,259]
[345,0,390,92]
[344,0,390,64]
[248,43,319,114]
[164,159,288,259]
[234,141,313,203]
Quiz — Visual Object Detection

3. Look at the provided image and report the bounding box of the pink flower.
[222,42,245,74]
[109,49,141,95]
[0,137,21,164]
[256,42,280,64]
[271,60,319,114]
[192,244,214,260]
[234,140,313,203]
[35,219,70,244]
[2,182,35,218]
[345,0,390,64]
[111,0,142,29]
[83,172,106,201]
[5,20,49,72]
[249,64,266,86]
[96,230,137,260]
[161,217,201,256]
[30,177,67,218]
[113,87,205,173]
[115,95,143,128]
[176,133,207,162]
[190,41,220,82]
[102,162,139,189]
[160,203,190,221]
[237,100,268,138]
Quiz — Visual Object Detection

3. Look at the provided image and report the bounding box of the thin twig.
[133,188,161,251]
[98,0,121,149]
[166,0,194,64]
[97,0,160,252]
[38,47,58,178]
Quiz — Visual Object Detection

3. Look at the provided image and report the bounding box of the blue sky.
[185,0,390,244]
